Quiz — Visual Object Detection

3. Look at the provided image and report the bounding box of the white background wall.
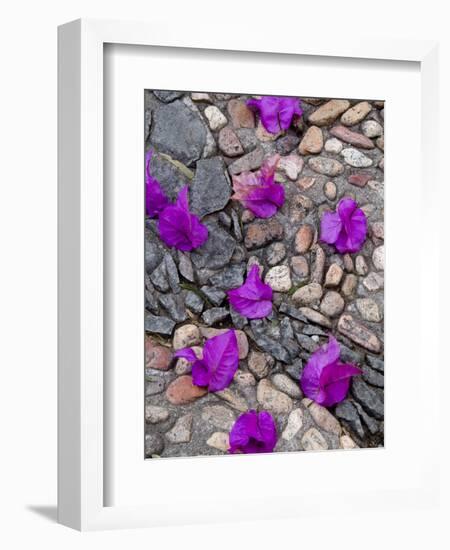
[0,1,448,547]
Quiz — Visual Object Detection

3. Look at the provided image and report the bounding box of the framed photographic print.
[58,18,441,530]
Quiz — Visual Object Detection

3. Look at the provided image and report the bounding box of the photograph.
[144,90,384,458]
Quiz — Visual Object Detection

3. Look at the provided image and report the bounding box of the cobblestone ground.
[144,91,384,458]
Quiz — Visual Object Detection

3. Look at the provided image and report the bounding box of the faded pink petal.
[229,410,277,454]
[232,155,284,218]
[300,336,361,407]
[228,265,273,319]
[247,96,302,134]
[320,197,367,254]
[157,186,208,251]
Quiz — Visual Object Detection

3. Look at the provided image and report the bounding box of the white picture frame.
[58,18,440,531]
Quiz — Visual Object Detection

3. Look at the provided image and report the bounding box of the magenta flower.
[157,186,208,251]
[227,265,273,319]
[232,155,284,218]
[300,336,361,408]
[145,150,170,218]
[247,96,303,134]
[174,329,239,392]
[229,410,277,454]
[320,197,367,254]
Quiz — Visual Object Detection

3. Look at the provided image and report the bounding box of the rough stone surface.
[264,265,292,292]
[340,101,372,126]
[257,379,294,414]
[301,428,328,451]
[320,291,345,317]
[166,376,207,405]
[150,100,206,166]
[308,99,350,126]
[330,125,375,149]
[292,283,323,306]
[204,105,227,131]
[190,157,231,218]
[145,90,384,457]
[299,126,323,154]
[295,224,314,253]
[341,148,373,168]
[218,126,244,157]
[338,314,381,353]
[308,157,344,176]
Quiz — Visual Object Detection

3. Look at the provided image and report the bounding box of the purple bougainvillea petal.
[320,211,343,244]
[157,186,208,251]
[247,96,302,134]
[173,330,239,392]
[228,265,273,319]
[173,347,198,363]
[231,155,285,218]
[300,336,361,407]
[145,149,170,218]
[191,359,210,387]
[320,197,367,254]
[201,330,239,392]
[229,410,277,454]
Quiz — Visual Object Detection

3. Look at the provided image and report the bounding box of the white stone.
[355,255,369,276]
[257,379,293,414]
[201,405,235,430]
[363,272,384,291]
[292,282,323,305]
[361,120,383,138]
[372,245,384,271]
[340,434,358,449]
[204,105,227,131]
[264,265,292,292]
[173,324,201,350]
[356,298,383,322]
[308,402,341,435]
[277,154,304,180]
[272,373,302,399]
[145,405,169,424]
[207,432,230,452]
[341,147,373,168]
[282,409,304,441]
[301,428,328,451]
[191,92,212,103]
[324,137,343,154]
[166,414,193,443]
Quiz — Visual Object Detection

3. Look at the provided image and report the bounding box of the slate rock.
[153,90,184,103]
[158,293,187,323]
[190,157,232,218]
[185,291,204,314]
[335,400,365,439]
[145,432,165,457]
[150,100,206,166]
[351,377,384,420]
[202,307,229,325]
[209,264,245,290]
[147,150,191,201]
[144,313,175,335]
[201,286,226,306]
[191,222,236,269]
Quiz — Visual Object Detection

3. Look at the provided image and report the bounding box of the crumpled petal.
[228,265,273,319]
[320,197,367,254]
[247,96,302,134]
[157,185,208,251]
[231,154,285,218]
[173,330,239,392]
[145,149,170,218]
[229,410,277,454]
[300,336,361,407]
